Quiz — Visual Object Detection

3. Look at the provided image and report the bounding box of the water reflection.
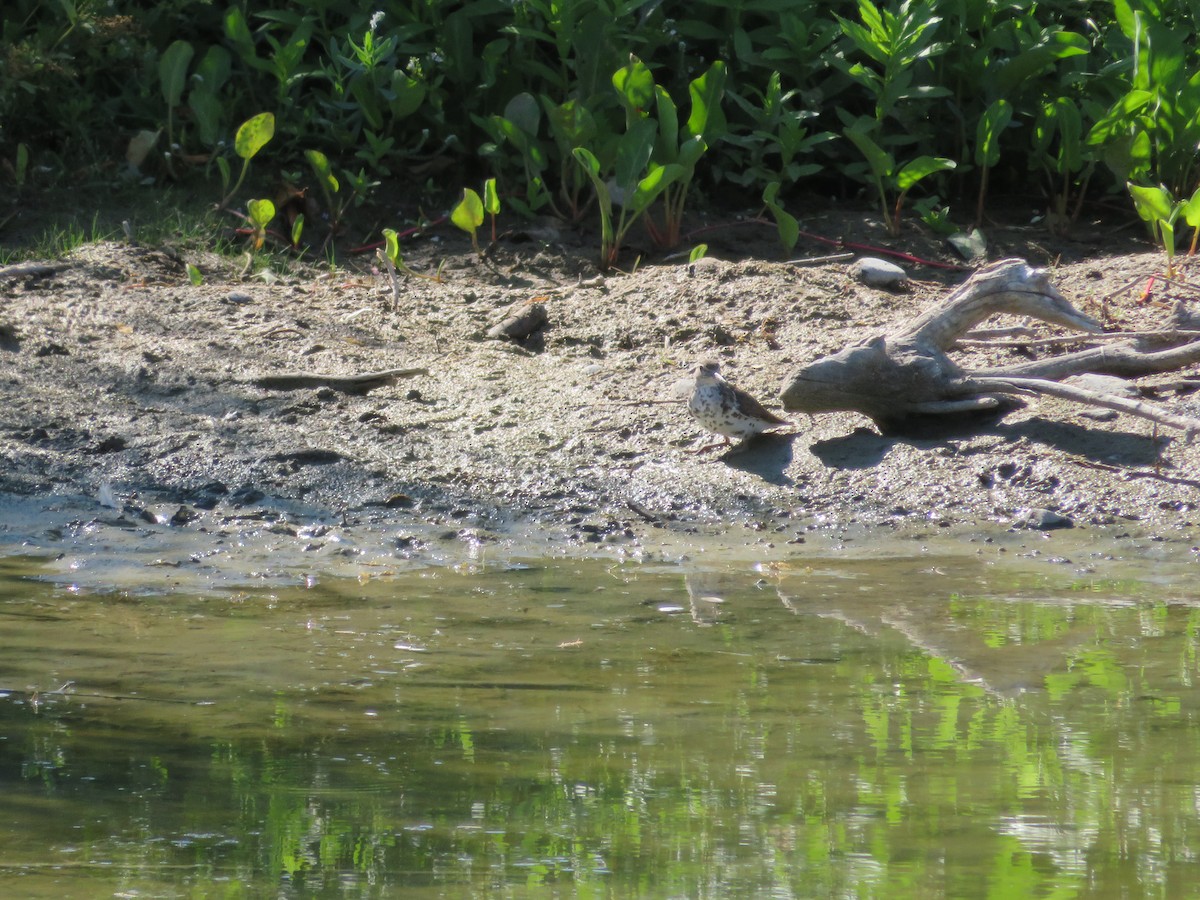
[2,551,1200,897]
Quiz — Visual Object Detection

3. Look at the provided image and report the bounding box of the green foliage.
[1,1,1197,258]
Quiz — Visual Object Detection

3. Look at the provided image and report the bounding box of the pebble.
[851,257,908,289]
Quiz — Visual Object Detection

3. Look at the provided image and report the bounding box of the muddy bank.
[3,217,1200,573]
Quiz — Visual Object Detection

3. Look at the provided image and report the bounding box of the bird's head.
[693,360,722,381]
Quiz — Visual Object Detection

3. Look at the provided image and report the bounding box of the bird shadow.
[717,432,796,485]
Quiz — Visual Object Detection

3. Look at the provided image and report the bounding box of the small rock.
[226,291,253,304]
[851,257,908,289]
[1014,507,1074,530]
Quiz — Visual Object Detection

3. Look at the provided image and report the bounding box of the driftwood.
[780,258,1200,438]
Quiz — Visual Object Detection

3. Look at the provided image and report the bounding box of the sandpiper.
[686,361,789,452]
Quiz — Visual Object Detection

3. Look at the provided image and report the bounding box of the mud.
[4,206,1200,574]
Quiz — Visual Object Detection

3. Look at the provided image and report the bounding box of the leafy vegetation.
[0,1,1192,265]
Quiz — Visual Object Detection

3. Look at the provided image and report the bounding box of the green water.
[2,548,1200,898]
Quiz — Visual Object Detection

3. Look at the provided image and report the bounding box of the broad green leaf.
[687,60,727,141]
[995,31,1089,96]
[235,113,275,161]
[503,92,541,136]
[451,188,485,236]
[483,178,501,216]
[193,44,232,91]
[188,89,223,147]
[654,85,678,163]
[897,156,956,191]
[613,55,655,118]
[186,263,203,286]
[974,99,1012,168]
[1181,185,1200,228]
[844,125,894,180]
[614,118,657,193]
[1128,183,1176,225]
[390,71,425,119]
[689,244,708,263]
[159,40,194,108]
[247,198,276,228]
[676,136,707,172]
[630,162,683,214]
[290,213,304,247]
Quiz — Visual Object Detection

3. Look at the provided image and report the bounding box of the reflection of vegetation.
[3,562,1200,895]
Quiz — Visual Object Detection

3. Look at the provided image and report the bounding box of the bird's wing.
[732,385,789,424]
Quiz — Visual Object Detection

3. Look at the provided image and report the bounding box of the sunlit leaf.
[235,113,275,161]
[452,188,485,237]
[896,156,956,191]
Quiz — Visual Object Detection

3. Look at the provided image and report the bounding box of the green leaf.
[614,118,657,193]
[974,99,1012,168]
[572,146,614,256]
[504,92,541,136]
[689,243,708,263]
[613,55,655,118]
[686,60,727,141]
[305,149,339,194]
[451,188,485,236]
[186,263,203,286]
[844,124,894,181]
[159,40,194,108]
[1128,183,1176,225]
[762,182,799,251]
[382,227,401,265]
[630,162,683,214]
[247,198,276,229]
[390,71,425,119]
[290,213,304,247]
[654,85,679,163]
[235,113,275,161]
[483,178,501,216]
[1181,185,1200,228]
[896,156,956,191]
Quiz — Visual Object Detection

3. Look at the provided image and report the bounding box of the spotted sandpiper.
[686,361,789,452]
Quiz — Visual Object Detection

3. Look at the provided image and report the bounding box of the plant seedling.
[451,187,486,255]
[219,113,275,209]
[1128,182,1200,276]
[245,198,276,250]
[483,177,501,242]
[844,120,956,236]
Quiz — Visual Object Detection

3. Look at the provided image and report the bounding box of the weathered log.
[780,258,1200,437]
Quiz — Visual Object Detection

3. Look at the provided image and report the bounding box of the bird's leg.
[686,436,732,454]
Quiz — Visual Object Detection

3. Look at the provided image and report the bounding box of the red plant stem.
[683,217,968,270]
